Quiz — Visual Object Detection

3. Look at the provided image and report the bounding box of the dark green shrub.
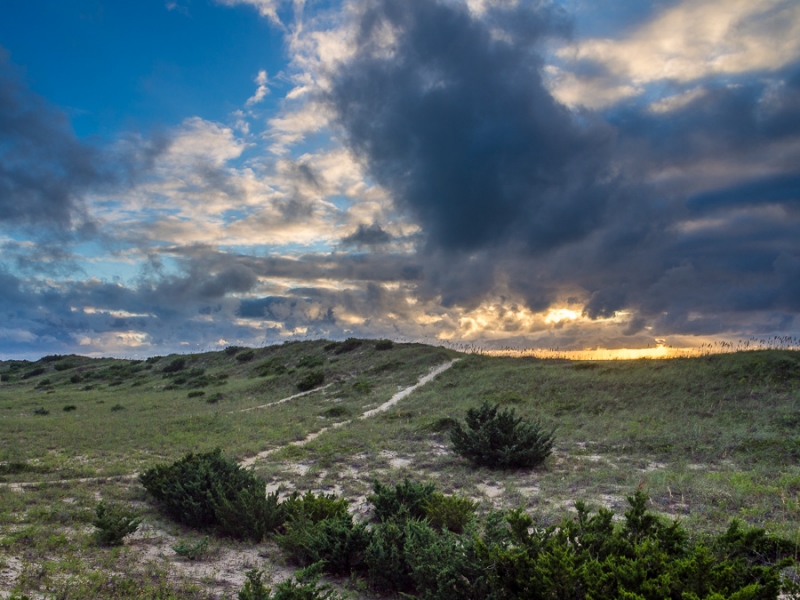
[365,516,417,593]
[423,416,459,432]
[225,345,245,356]
[207,392,224,403]
[21,367,46,379]
[320,406,350,419]
[162,357,187,373]
[375,339,394,350]
[353,379,371,393]
[110,404,125,411]
[92,501,141,546]
[334,338,362,355]
[283,491,349,524]
[146,355,161,364]
[253,359,288,377]
[277,514,371,576]
[239,564,342,600]
[297,371,325,391]
[298,355,325,369]
[54,361,76,371]
[422,493,477,534]
[323,342,339,352]
[187,390,205,398]
[172,536,210,560]
[370,360,404,373]
[33,407,49,415]
[237,349,256,362]
[39,354,64,363]
[0,373,11,382]
[450,402,554,469]
[140,449,285,541]
[63,405,77,412]
[35,378,52,387]
[369,478,437,522]
[69,373,82,383]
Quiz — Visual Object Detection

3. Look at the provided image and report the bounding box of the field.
[1,341,799,598]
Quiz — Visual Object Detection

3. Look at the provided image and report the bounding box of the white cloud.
[552,0,800,108]
[246,70,271,106]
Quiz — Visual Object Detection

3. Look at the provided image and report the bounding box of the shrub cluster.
[140,449,285,541]
[142,451,799,600]
[297,371,325,391]
[375,339,394,350]
[450,402,555,468]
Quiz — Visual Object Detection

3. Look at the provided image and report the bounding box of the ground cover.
[1,343,798,598]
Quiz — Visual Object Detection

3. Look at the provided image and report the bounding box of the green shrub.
[207,392,224,403]
[162,357,187,373]
[239,564,342,600]
[297,370,325,391]
[33,407,49,416]
[253,359,288,377]
[283,491,350,524]
[110,404,125,411]
[140,449,285,541]
[450,402,554,469]
[0,373,12,382]
[22,367,46,379]
[92,501,141,546]
[277,514,370,576]
[365,517,416,593]
[225,345,245,356]
[321,406,350,419]
[298,355,325,369]
[63,405,77,412]
[369,478,437,522]
[237,349,256,362]
[422,416,459,432]
[187,390,205,398]
[375,339,394,350]
[36,378,52,387]
[69,373,82,383]
[353,379,371,393]
[172,536,210,560]
[146,355,161,364]
[54,361,76,371]
[422,493,477,534]
[334,338,362,355]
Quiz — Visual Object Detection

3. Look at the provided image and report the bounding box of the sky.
[1,0,800,359]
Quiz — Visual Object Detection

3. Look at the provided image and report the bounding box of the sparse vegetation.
[297,370,325,391]
[2,345,800,598]
[172,536,210,561]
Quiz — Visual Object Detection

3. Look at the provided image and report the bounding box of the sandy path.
[233,383,333,413]
[239,358,460,468]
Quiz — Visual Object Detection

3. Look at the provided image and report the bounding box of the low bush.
[35,378,52,387]
[54,361,76,371]
[353,379,371,394]
[140,448,285,541]
[297,371,325,391]
[333,338,362,355]
[69,373,82,383]
[237,349,256,362]
[298,355,325,369]
[21,367,46,379]
[92,501,142,546]
[283,491,350,524]
[172,536,210,561]
[253,359,288,377]
[33,407,49,415]
[321,406,350,419]
[450,402,554,469]
[225,345,245,356]
[422,493,477,534]
[187,390,205,398]
[375,339,394,350]
[162,357,187,373]
[0,373,11,382]
[277,514,371,576]
[110,404,125,411]
[207,392,224,403]
[239,563,342,600]
[63,405,77,412]
[369,478,436,522]
[365,516,418,593]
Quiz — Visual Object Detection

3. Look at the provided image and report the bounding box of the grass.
[1,343,799,597]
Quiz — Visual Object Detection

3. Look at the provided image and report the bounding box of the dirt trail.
[239,358,460,468]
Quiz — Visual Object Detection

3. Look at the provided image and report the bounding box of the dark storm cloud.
[325,0,614,254]
[0,49,168,229]
[341,222,393,246]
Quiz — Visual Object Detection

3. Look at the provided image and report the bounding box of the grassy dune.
[1,342,798,598]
